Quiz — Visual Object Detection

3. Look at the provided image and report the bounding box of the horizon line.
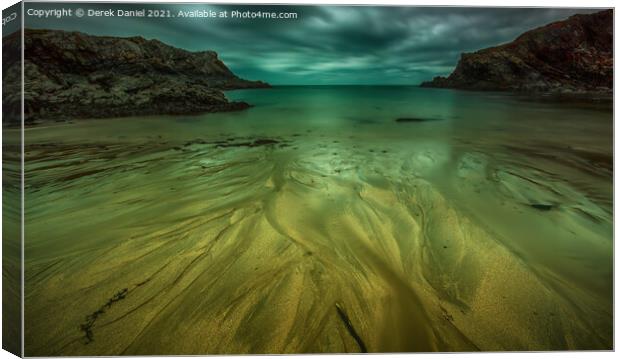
[242,84,427,87]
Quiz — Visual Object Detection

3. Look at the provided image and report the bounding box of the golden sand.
[18,116,611,354]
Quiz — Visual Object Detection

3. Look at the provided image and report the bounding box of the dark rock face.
[420,10,612,94]
[2,29,270,124]
[2,30,22,126]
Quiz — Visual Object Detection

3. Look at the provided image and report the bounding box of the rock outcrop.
[2,29,269,125]
[420,10,612,94]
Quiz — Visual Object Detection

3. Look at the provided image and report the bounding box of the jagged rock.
[420,10,612,94]
[2,29,270,125]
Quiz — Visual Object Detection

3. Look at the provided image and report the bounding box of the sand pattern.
[21,116,612,354]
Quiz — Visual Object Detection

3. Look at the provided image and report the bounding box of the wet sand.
[20,87,612,354]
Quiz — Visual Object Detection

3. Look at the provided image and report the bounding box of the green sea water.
[18,86,612,354]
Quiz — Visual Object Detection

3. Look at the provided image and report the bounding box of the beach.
[20,86,612,354]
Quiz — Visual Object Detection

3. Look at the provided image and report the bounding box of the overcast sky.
[23,3,603,85]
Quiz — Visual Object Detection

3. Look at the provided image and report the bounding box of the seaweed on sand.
[79,288,129,344]
[335,303,368,353]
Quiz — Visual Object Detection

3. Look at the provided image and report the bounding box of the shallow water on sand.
[19,86,612,354]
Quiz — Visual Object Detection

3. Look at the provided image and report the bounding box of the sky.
[22,3,603,85]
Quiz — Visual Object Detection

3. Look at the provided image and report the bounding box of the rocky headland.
[2,29,269,125]
[420,10,612,94]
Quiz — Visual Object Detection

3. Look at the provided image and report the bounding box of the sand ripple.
[22,131,612,354]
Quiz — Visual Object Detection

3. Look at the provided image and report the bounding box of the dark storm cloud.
[23,3,604,85]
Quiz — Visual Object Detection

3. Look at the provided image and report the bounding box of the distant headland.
[420,10,612,95]
[2,29,270,125]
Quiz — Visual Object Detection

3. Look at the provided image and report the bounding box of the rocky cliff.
[420,10,612,94]
[2,29,269,125]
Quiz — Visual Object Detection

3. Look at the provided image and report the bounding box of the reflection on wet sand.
[22,87,612,355]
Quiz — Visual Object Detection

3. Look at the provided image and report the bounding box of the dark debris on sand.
[214,138,285,148]
[171,137,291,150]
[529,203,555,211]
[335,303,368,353]
[395,117,443,123]
[79,288,129,344]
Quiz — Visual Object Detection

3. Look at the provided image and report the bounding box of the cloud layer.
[24,4,602,85]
